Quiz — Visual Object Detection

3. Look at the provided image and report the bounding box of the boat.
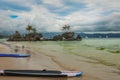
[0,53,30,57]
[0,70,83,77]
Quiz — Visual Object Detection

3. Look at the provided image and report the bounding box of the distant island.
[7,25,82,41]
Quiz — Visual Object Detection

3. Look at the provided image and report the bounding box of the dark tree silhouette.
[26,25,33,33]
[62,24,71,32]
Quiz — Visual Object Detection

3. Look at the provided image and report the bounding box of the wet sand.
[0,42,120,80]
[0,43,71,80]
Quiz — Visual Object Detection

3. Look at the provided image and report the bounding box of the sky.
[0,0,120,33]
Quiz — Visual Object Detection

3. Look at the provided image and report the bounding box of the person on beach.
[14,48,18,53]
[22,45,25,49]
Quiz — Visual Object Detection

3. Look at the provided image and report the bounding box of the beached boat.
[0,70,83,77]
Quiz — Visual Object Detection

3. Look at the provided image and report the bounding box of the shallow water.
[15,38,120,68]
[81,38,120,51]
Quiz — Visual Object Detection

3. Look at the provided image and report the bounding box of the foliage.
[62,24,71,32]
[26,25,33,33]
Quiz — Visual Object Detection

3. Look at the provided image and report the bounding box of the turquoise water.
[49,38,120,54]
[0,38,120,53]
[81,38,120,53]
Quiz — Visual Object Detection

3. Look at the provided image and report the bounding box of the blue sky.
[0,0,120,33]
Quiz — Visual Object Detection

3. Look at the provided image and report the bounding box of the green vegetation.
[62,24,71,32]
[8,24,82,41]
[8,25,43,41]
[26,25,33,33]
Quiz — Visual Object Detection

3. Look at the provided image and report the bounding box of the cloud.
[94,12,120,31]
[0,0,31,11]
[0,0,120,33]
[42,0,64,8]
[60,0,120,31]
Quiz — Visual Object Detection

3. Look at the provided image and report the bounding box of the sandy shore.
[0,42,120,80]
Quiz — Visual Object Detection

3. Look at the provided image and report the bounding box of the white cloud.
[0,4,64,32]
[84,0,120,11]
[0,0,120,33]
[42,0,64,8]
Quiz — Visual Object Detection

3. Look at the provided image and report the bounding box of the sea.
[0,37,120,52]
[41,32,120,38]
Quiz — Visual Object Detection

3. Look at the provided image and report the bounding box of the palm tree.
[66,25,70,30]
[62,24,71,32]
[26,25,33,33]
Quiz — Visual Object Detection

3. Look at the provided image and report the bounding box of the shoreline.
[0,42,120,80]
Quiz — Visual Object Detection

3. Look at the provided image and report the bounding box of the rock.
[62,32,74,40]
[76,34,82,41]
[53,35,62,41]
